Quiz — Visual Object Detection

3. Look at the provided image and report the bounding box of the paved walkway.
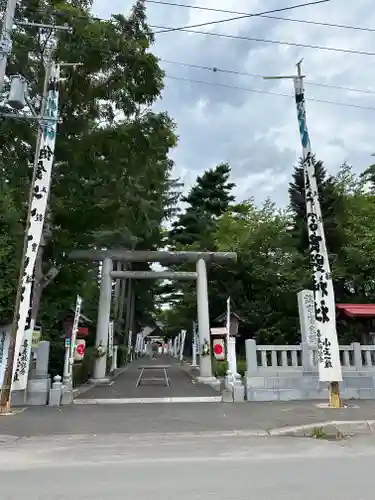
[78,356,219,401]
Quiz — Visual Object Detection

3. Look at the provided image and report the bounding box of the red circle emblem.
[214,343,223,355]
[76,344,85,356]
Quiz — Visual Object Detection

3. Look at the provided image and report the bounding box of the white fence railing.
[245,340,375,373]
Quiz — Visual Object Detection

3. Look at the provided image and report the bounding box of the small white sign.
[210,327,227,336]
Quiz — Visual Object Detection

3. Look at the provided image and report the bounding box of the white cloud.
[92,0,375,206]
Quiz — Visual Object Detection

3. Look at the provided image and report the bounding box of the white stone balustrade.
[245,339,375,402]
[246,340,375,373]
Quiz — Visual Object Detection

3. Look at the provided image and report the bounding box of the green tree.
[334,163,375,302]
[169,163,235,248]
[0,0,178,338]
[0,183,23,323]
[160,164,236,332]
[213,200,308,344]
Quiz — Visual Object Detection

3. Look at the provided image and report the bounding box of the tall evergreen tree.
[169,163,235,249]
[160,163,236,331]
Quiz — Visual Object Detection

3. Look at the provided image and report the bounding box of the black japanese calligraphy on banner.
[0,327,10,389]
[35,160,47,180]
[0,333,5,363]
[13,339,30,382]
[12,62,60,391]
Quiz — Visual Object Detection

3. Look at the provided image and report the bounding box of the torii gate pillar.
[91,257,112,384]
[196,258,217,386]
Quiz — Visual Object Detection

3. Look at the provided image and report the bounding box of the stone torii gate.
[68,250,237,386]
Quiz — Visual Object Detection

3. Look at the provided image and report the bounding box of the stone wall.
[245,339,375,401]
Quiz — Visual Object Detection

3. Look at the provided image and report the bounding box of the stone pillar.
[301,342,314,372]
[35,340,50,378]
[111,345,118,372]
[92,258,112,383]
[226,337,244,401]
[245,339,258,376]
[49,375,63,406]
[352,342,363,371]
[26,340,51,406]
[196,259,217,385]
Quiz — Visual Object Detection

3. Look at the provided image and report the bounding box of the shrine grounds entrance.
[68,249,237,404]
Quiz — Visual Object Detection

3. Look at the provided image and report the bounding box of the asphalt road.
[1,432,375,499]
[4,400,375,437]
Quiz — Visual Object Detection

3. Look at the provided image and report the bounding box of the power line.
[43,7,375,58]
[153,0,331,34]
[160,59,375,95]
[146,0,375,33]
[152,26,375,56]
[164,74,375,111]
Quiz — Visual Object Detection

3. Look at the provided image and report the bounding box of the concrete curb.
[2,421,375,443]
[0,435,21,444]
[269,420,375,438]
[74,396,223,405]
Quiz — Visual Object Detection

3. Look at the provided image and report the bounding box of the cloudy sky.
[92,0,375,207]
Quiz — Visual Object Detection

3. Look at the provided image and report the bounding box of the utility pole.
[0,0,17,90]
[0,14,77,411]
[263,60,342,408]
[0,39,60,413]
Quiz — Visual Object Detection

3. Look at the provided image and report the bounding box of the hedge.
[212,358,246,378]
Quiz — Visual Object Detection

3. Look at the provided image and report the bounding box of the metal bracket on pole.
[16,22,73,33]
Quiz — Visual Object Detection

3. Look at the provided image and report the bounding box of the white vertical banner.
[135,333,140,356]
[69,295,82,380]
[108,320,114,357]
[195,322,200,357]
[293,74,342,383]
[226,296,231,341]
[127,330,133,361]
[192,321,198,366]
[226,297,232,376]
[227,337,239,378]
[12,62,60,391]
[70,295,82,353]
[0,327,11,389]
[175,332,180,356]
[297,290,317,346]
[179,330,186,362]
[175,335,180,357]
